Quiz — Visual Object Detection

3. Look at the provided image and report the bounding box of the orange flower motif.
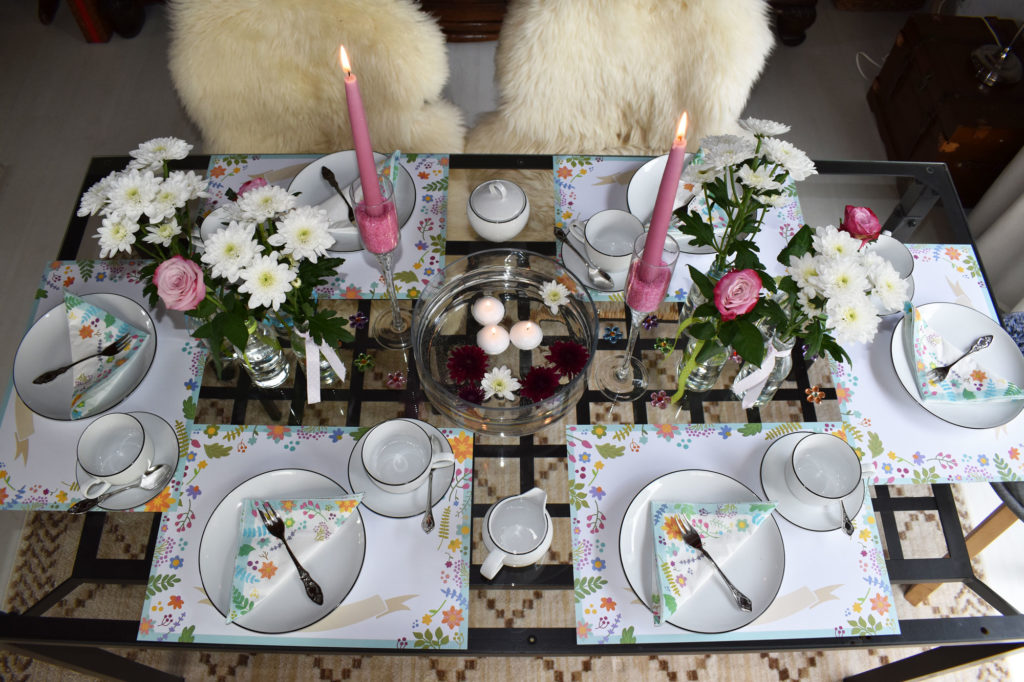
[557,166,573,179]
[266,425,290,441]
[418,171,430,179]
[336,499,359,513]
[600,596,616,611]
[0,488,8,505]
[259,561,278,579]
[441,606,464,629]
[144,488,173,512]
[450,432,472,463]
[280,500,296,511]
[944,246,960,261]
[970,369,988,383]
[63,276,75,288]
[209,165,226,178]
[835,384,850,403]
[138,618,153,635]
[576,620,591,639]
[1010,447,1020,461]
[661,516,683,541]
[422,613,432,625]
[78,326,95,339]
[344,286,362,299]
[168,595,184,610]
[870,592,890,616]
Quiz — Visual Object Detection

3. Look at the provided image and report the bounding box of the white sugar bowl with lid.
[468,179,530,242]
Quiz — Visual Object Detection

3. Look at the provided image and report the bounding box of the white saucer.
[558,230,628,293]
[760,432,865,532]
[347,418,455,518]
[73,411,179,511]
[13,293,157,421]
[287,150,416,253]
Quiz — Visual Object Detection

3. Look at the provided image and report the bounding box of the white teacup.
[569,209,645,273]
[77,413,155,498]
[784,433,861,507]
[865,232,914,280]
[481,487,552,579]
[361,420,454,494]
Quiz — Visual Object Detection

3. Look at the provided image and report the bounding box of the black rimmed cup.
[569,209,645,274]
[784,433,861,507]
[360,420,453,494]
[76,413,154,498]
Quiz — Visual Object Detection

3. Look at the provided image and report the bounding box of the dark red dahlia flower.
[544,340,590,378]
[447,345,489,384]
[519,366,561,402]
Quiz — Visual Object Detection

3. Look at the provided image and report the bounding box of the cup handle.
[429,434,455,469]
[481,549,507,580]
[568,219,586,243]
[84,478,110,498]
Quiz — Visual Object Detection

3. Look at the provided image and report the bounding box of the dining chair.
[167,0,466,154]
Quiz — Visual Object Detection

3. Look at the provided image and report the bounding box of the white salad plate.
[759,431,865,532]
[74,411,179,511]
[619,469,785,633]
[890,302,1024,429]
[347,418,455,518]
[13,293,157,421]
[198,468,365,634]
[287,150,416,253]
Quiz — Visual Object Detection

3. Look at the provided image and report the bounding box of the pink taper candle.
[339,45,383,212]
[640,112,689,271]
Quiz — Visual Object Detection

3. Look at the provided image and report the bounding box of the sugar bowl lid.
[469,180,527,224]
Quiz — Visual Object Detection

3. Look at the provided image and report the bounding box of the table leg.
[844,642,1024,682]
[2,642,183,682]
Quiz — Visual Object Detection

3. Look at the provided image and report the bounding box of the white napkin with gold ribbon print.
[651,501,777,620]
[65,292,150,419]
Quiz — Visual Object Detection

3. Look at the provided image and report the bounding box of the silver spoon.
[68,463,169,514]
[421,466,437,533]
[554,226,615,290]
[925,335,994,383]
[840,500,854,536]
[320,166,356,224]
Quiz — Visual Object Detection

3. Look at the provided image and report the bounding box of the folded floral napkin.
[227,495,362,624]
[651,500,777,619]
[65,292,150,419]
[903,303,1023,403]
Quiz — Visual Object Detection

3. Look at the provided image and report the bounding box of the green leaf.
[393,270,419,284]
[596,443,626,459]
[688,320,717,341]
[204,443,233,459]
[687,265,716,299]
[574,576,609,600]
[777,224,813,266]
[867,432,884,458]
[351,426,371,441]
[730,318,766,366]
[182,396,196,420]
[146,573,181,597]
[738,423,763,436]
[238,543,255,557]
[663,593,677,615]
[231,586,255,616]
[619,626,636,644]
[177,625,195,643]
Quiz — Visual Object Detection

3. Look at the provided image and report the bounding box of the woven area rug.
[0,485,1012,681]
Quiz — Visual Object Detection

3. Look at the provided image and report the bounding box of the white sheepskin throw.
[168,0,465,154]
[467,0,775,155]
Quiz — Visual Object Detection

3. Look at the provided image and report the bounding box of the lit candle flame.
[338,45,352,75]
[676,112,689,142]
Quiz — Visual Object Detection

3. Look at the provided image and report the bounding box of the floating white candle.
[477,325,510,355]
[471,296,505,326]
[509,320,543,350]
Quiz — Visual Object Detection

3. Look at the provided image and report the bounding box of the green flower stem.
[671,337,705,403]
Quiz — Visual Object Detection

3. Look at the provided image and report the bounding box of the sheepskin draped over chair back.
[168,0,466,154]
[467,0,775,155]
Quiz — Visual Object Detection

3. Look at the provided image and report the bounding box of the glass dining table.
[0,152,1022,681]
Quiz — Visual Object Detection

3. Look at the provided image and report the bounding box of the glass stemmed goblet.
[594,232,681,402]
[352,176,412,349]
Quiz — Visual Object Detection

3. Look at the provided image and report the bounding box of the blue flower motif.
[718,425,732,439]
[169,555,184,569]
[881,462,893,474]
[186,451,197,462]
[329,428,345,442]
[589,486,606,501]
[978,454,990,466]
[186,485,201,500]
[912,452,924,465]
[579,453,591,463]
[415,240,428,251]
[423,194,434,202]
[184,379,197,391]
[602,326,623,343]
[591,558,607,572]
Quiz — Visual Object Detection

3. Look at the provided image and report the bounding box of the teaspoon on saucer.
[68,463,169,514]
[554,226,615,291]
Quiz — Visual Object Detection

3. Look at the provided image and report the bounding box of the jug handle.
[481,549,507,580]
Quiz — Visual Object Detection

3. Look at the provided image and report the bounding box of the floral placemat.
[836,244,1024,484]
[0,260,200,511]
[205,153,449,300]
[552,156,803,302]
[567,423,898,644]
[138,424,474,649]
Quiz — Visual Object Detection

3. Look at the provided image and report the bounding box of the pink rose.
[840,205,882,245]
[154,256,206,311]
[713,269,761,321]
[237,177,268,196]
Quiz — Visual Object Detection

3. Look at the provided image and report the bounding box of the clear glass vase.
[680,262,728,320]
[290,323,341,386]
[680,337,730,393]
[731,333,796,408]
[236,318,289,389]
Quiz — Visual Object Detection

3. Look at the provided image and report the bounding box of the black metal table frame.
[1,154,1021,681]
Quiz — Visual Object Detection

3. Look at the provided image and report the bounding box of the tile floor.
[0,1,1020,677]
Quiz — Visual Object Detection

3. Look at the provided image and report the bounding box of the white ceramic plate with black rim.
[618,469,785,633]
[198,468,366,634]
[890,301,1024,429]
[759,431,865,532]
[13,293,157,421]
[347,418,455,518]
[287,150,416,253]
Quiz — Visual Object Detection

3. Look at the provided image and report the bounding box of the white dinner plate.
[287,150,416,253]
[74,412,179,511]
[890,302,1024,429]
[626,155,721,255]
[198,469,366,634]
[557,229,628,293]
[618,469,785,633]
[347,418,455,518]
[759,431,865,532]
[13,293,157,421]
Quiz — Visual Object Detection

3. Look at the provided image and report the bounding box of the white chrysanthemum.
[481,365,521,401]
[142,218,182,247]
[755,193,789,208]
[736,164,783,192]
[761,137,817,181]
[826,296,879,346]
[812,225,860,260]
[167,169,209,201]
[144,177,189,224]
[814,257,870,301]
[798,289,824,317]
[128,137,192,173]
[540,280,571,314]
[78,171,118,217]
[267,205,334,263]
[787,252,821,296]
[237,253,296,311]
[95,215,139,257]
[682,163,725,186]
[869,263,909,312]
[105,168,159,222]
[701,134,757,168]
[235,184,296,222]
[201,221,263,282]
[738,117,791,137]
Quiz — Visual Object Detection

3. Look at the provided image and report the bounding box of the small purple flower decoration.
[589,485,606,501]
[185,485,201,499]
[348,311,368,330]
[602,325,623,343]
[386,371,406,389]
[642,314,658,330]
[650,390,669,409]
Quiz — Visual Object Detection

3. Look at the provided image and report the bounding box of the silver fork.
[674,515,752,612]
[924,335,993,383]
[33,333,132,384]
[258,501,324,605]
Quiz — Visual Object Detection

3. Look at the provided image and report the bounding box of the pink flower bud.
[840,205,882,246]
[237,177,268,196]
